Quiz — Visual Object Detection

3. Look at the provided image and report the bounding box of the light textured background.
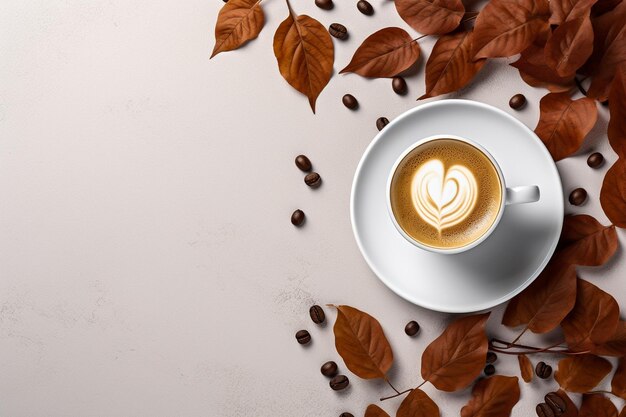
[0,0,624,416]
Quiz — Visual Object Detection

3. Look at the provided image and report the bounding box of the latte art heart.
[411,159,478,232]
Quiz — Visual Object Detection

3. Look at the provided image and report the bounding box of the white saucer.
[351,100,563,313]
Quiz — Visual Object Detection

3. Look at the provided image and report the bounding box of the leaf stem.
[489,338,587,356]
[511,327,528,344]
[575,77,588,96]
[385,378,401,395]
[379,381,426,402]
[585,390,615,396]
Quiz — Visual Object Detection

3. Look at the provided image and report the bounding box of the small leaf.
[612,358,626,400]
[394,0,464,35]
[419,30,486,99]
[332,305,393,380]
[534,92,598,161]
[421,313,490,392]
[555,354,612,392]
[340,28,420,78]
[556,215,618,266]
[544,16,594,77]
[555,390,580,417]
[518,354,534,383]
[211,0,265,58]
[365,404,390,417]
[596,321,626,357]
[579,394,618,417]
[397,389,440,417]
[600,159,626,228]
[511,43,575,91]
[460,376,520,417]
[550,0,597,24]
[472,0,549,59]
[608,64,626,158]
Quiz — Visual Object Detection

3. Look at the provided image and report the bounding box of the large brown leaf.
[600,159,626,228]
[550,0,597,24]
[340,28,420,78]
[556,215,618,266]
[421,313,490,392]
[608,64,626,158]
[273,7,333,113]
[460,376,520,417]
[365,404,390,417]
[534,92,598,161]
[502,261,576,333]
[472,0,549,59]
[395,0,464,35]
[561,278,620,352]
[544,16,594,76]
[518,354,534,383]
[579,394,618,417]
[511,44,575,91]
[419,30,486,99]
[397,389,440,417]
[596,321,626,357]
[555,354,612,392]
[612,358,626,400]
[332,305,393,380]
[211,0,265,58]
[555,390,580,417]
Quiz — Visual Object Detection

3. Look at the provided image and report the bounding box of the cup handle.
[505,185,540,205]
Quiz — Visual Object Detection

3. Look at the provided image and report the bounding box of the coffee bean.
[545,392,567,415]
[404,320,420,336]
[484,364,495,376]
[291,209,305,227]
[536,403,556,417]
[392,77,408,95]
[315,0,333,10]
[304,172,322,188]
[329,23,348,40]
[357,0,374,15]
[342,94,358,110]
[509,94,527,110]
[339,413,354,417]
[330,374,349,390]
[568,188,587,206]
[309,305,326,324]
[535,361,552,379]
[587,152,604,168]
[321,361,338,377]
[295,154,312,172]
[295,329,311,345]
[486,352,497,364]
[376,117,390,131]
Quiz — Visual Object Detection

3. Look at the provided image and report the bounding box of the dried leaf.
[502,261,576,333]
[395,0,464,35]
[556,215,618,266]
[397,389,440,417]
[421,313,490,392]
[579,394,618,417]
[472,0,549,59]
[612,358,626,400]
[332,305,393,380]
[555,389,580,417]
[365,404,390,417]
[555,354,612,392]
[562,278,620,352]
[340,28,420,78]
[273,6,333,113]
[534,92,598,161]
[550,0,597,24]
[419,30,486,99]
[592,0,623,16]
[511,43,575,91]
[608,64,626,158]
[460,376,520,417]
[596,321,626,357]
[211,0,265,58]
[600,159,626,228]
[518,355,534,383]
[544,16,594,77]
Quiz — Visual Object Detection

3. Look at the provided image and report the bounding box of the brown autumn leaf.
[502,261,576,333]
[273,5,333,113]
[561,278,620,352]
[518,354,534,383]
[592,0,622,16]
[579,394,618,417]
[340,28,420,78]
[211,0,265,58]
[534,92,598,161]
[608,64,626,158]
[555,214,618,266]
[555,389,580,417]
[550,0,597,24]
[365,404,390,417]
[600,159,626,228]
[460,376,520,417]
[596,321,626,357]
[332,305,393,380]
[612,358,626,400]
[472,0,549,59]
[555,354,612,392]
[511,43,575,91]
[544,16,594,77]
[394,0,464,35]
[419,30,486,99]
[397,389,440,417]
[421,313,490,392]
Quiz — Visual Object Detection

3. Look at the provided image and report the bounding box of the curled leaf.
[579,394,618,417]
[518,354,534,383]
[511,43,575,91]
[596,321,626,357]
[556,214,618,266]
[612,358,626,400]
[340,28,420,78]
[332,305,393,380]
[608,64,626,158]
[211,0,265,58]
[555,354,612,392]
[394,0,464,35]
[397,389,440,417]
[365,404,390,417]
[421,313,490,392]
[600,159,626,228]
[460,376,520,417]
[550,0,597,24]
[544,16,594,77]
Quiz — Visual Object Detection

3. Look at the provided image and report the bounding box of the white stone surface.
[0,0,624,416]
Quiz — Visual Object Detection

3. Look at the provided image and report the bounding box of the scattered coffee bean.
[392,77,408,95]
[342,94,358,110]
[376,117,390,131]
[535,361,552,379]
[536,403,556,417]
[291,209,305,227]
[330,374,349,390]
[486,351,497,364]
[357,0,374,15]
[295,154,312,172]
[309,305,326,324]
[568,188,587,206]
[587,152,604,168]
[329,23,348,40]
[295,329,311,345]
[304,172,322,188]
[321,361,338,377]
[545,392,567,415]
[484,364,495,376]
[509,93,527,110]
[404,320,420,336]
[339,413,354,417]
[315,0,334,9]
